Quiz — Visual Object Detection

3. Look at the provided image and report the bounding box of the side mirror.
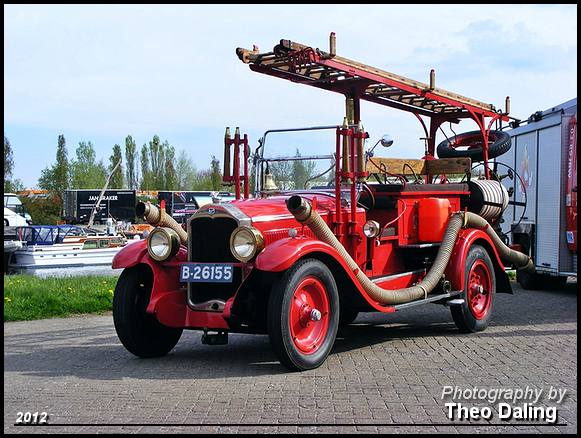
[367,134,394,158]
[379,134,393,148]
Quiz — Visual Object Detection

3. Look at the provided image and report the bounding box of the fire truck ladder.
[237,32,513,176]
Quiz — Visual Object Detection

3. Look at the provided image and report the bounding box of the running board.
[391,290,463,311]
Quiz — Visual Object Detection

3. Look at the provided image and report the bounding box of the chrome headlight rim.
[147,227,180,262]
[229,226,265,262]
[363,220,381,238]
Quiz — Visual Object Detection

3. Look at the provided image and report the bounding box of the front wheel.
[113,264,183,358]
[451,245,496,333]
[267,258,339,371]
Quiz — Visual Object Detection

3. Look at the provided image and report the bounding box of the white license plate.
[180,263,234,283]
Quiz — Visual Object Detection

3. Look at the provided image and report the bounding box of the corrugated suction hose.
[287,196,532,305]
[135,202,188,246]
[463,211,533,271]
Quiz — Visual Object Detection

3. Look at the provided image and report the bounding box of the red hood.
[213,193,337,229]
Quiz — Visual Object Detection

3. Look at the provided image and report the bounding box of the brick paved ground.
[4,280,577,434]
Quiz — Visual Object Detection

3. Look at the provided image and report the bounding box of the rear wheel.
[113,264,183,357]
[268,259,339,371]
[451,245,496,333]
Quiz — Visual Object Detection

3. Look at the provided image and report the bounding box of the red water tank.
[418,198,451,242]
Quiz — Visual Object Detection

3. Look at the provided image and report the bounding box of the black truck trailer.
[62,190,136,224]
[157,191,232,223]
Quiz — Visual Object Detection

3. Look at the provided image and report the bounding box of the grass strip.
[4,274,119,322]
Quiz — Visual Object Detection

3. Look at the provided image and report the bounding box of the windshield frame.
[253,124,364,197]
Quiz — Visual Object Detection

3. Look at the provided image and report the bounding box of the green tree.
[9,179,25,192]
[164,144,176,190]
[70,141,107,189]
[269,159,292,190]
[148,135,164,184]
[291,149,317,189]
[109,144,124,189]
[124,135,138,190]
[175,150,197,190]
[192,169,212,190]
[4,134,14,192]
[138,135,177,190]
[209,155,222,191]
[139,143,154,191]
[38,135,70,197]
[54,135,70,193]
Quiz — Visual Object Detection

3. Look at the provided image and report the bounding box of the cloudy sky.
[4,4,577,189]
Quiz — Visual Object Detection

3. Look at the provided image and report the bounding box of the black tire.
[437,130,511,161]
[113,264,183,358]
[451,245,496,333]
[267,258,339,371]
[517,268,546,290]
[518,270,567,290]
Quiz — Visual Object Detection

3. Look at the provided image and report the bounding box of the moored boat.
[7,225,130,269]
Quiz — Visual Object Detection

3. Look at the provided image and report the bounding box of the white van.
[4,207,28,227]
[4,193,32,225]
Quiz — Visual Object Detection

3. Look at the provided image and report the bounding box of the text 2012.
[15,412,49,425]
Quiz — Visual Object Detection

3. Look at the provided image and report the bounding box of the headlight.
[147,227,180,261]
[363,220,381,238]
[230,226,264,261]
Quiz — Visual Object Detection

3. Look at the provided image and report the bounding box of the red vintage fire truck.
[112,33,533,371]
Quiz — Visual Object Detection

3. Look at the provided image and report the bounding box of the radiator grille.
[188,216,238,263]
[187,215,240,307]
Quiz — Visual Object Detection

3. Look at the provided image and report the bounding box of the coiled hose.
[135,202,188,246]
[287,196,533,305]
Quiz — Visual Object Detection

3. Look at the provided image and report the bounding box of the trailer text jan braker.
[62,190,136,225]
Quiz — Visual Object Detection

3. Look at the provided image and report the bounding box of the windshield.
[255,126,355,194]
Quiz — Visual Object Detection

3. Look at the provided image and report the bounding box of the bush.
[20,193,62,225]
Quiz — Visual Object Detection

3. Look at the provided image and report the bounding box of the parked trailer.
[157,191,233,223]
[63,190,136,225]
[501,98,577,289]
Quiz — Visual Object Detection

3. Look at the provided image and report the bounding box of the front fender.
[112,239,149,269]
[255,236,353,274]
[254,236,398,314]
[445,228,512,293]
[113,241,189,327]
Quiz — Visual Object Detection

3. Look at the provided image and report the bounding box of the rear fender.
[255,236,354,274]
[445,228,512,294]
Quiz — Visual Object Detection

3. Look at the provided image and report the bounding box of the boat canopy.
[16,225,86,245]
